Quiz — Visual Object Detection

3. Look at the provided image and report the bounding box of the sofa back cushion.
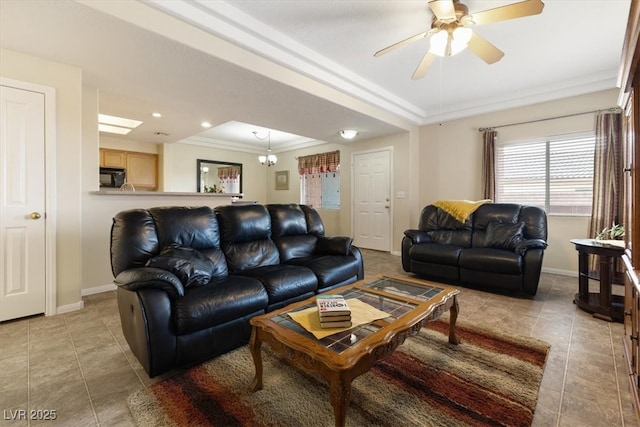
[418,205,472,247]
[215,204,280,272]
[471,203,547,248]
[111,209,160,276]
[110,206,227,277]
[300,205,326,237]
[483,221,525,250]
[267,204,317,262]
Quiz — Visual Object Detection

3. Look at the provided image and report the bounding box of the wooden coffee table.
[249,275,460,427]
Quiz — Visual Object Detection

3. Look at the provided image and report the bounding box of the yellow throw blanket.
[433,199,493,223]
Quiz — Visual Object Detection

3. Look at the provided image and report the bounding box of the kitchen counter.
[90,190,244,198]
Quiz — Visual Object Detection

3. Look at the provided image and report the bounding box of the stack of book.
[316,294,352,328]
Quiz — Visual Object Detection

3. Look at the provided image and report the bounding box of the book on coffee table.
[316,294,351,318]
[320,319,352,329]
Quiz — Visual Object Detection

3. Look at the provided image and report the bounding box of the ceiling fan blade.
[412,51,437,80]
[471,0,544,26]
[428,0,456,22]
[373,31,429,57]
[467,32,504,64]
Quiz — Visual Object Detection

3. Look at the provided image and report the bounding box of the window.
[298,150,340,210]
[300,172,340,209]
[495,132,594,215]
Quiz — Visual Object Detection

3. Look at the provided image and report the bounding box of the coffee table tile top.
[269,276,448,354]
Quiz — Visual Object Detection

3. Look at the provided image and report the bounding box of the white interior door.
[0,85,46,321]
[353,149,391,251]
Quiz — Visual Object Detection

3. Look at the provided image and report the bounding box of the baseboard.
[542,267,577,277]
[391,251,401,257]
[81,283,117,296]
[57,300,84,314]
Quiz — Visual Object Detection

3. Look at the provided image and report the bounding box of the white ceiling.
[0,0,631,152]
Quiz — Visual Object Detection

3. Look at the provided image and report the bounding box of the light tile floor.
[0,249,637,426]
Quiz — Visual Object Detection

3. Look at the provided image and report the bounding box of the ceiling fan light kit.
[374,0,545,79]
[430,26,472,57]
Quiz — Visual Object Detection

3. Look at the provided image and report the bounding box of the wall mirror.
[197,159,243,194]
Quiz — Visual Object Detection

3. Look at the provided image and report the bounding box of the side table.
[570,238,625,322]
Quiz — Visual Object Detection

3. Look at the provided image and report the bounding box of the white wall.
[1,48,83,308]
[417,89,620,274]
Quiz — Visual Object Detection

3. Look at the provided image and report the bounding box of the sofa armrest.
[403,229,432,244]
[114,267,185,300]
[515,239,548,256]
[316,236,353,256]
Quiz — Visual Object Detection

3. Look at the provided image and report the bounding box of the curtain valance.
[297,150,340,175]
[217,166,240,180]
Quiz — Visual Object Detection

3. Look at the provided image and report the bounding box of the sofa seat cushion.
[174,276,268,335]
[238,264,318,305]
[409,243,462,266]
[286,255,360,290]
[458,248,523,275]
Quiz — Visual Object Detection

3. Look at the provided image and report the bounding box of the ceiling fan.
[374,0,545,79]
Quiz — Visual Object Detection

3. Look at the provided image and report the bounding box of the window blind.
[496,132,594,215]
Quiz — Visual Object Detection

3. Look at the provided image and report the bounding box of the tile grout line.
[63,312,100,427]
[555,275,576,426]
[609,322,627,426]
[89,293,148,388]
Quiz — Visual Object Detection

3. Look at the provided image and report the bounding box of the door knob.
[385,205,390,209]
[30,212,42,220]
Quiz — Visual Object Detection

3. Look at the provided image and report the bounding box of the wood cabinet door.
[100,149,126,168]
[126,152,157,189]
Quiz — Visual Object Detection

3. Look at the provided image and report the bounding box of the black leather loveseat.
[402,203,547,295]
[110,203,363,377]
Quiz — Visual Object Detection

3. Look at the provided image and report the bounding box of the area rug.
[127,321,550,427]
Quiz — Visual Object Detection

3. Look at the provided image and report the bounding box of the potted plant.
[595,223,625,240]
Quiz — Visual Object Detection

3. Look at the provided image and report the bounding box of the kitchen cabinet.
[126,152,158,190]
[99,148,158,190]
[100,149,126,168]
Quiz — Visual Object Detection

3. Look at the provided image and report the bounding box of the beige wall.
[1,48,83,309]
[417,89,619,274]
[100,135,159,154]
[163,141,268,202]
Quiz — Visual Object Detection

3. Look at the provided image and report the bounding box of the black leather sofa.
[402,203,547,295]
[110,203,363,377]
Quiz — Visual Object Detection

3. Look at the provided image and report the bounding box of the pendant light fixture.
[254,131,277,166]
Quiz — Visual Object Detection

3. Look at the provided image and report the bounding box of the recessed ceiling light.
[151,112,162,118]
[201,121,212,128]
[340,129,358,140]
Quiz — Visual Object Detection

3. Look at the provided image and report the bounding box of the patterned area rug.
[127,321,550,426]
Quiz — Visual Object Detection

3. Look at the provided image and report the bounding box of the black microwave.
[99,167,126,188]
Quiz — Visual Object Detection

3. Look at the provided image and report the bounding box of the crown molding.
[422,69,620,125]
[177,135,329,154]
[145,0,426,124]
